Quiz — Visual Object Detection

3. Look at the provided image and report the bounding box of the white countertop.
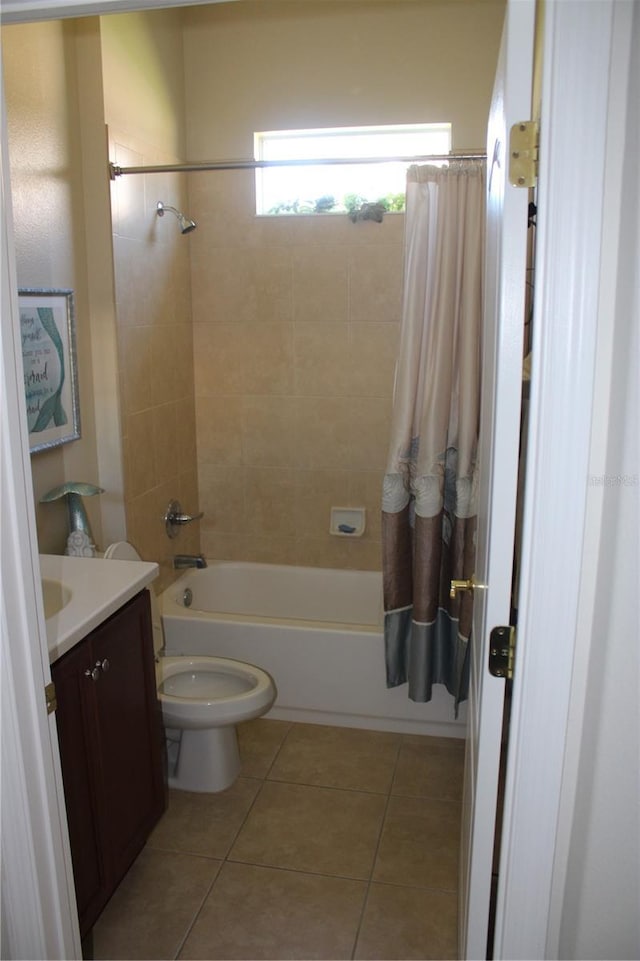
[41,553,159,663]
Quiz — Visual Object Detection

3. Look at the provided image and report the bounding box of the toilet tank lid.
[104,541,142,562]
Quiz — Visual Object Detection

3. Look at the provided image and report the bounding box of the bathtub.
[160,561,466,738]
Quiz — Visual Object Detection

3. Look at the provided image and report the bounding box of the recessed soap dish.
[329,507,366,537]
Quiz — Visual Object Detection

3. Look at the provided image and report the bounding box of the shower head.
[156,201,197,234]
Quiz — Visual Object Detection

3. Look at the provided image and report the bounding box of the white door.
[459,2,535,958]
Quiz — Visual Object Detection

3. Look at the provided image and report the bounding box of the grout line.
[261,721,294,780]
[349,734,404,960]
[263,774,397,797]
[172,863,220,961]
[172,727,284,960]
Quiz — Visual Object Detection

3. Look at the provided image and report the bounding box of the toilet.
[104,542,277,793]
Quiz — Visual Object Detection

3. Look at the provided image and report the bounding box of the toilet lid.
[104,541,142,562]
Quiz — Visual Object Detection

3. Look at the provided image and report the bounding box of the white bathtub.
[160,561,466,738]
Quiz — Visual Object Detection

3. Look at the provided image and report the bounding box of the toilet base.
[170,725,241,793]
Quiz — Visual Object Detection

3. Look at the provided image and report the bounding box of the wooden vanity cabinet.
[51,590,166,938]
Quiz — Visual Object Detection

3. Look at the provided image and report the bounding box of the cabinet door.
[51,637,108,930]
[91,591,166,886]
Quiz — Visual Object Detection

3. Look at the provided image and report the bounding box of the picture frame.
[19,288,81,454]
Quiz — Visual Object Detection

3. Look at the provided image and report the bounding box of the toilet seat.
[159,655,276,730]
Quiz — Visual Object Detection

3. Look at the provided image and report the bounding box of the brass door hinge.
[45,681,57,715]
[509,120,539,188]
[488,626,516,680]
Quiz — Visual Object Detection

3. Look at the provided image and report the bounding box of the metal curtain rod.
[109,153,486,179]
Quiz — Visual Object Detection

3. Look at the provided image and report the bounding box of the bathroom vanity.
[43,555,166,938]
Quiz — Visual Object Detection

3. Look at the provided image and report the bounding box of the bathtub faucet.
[173,554,207,569]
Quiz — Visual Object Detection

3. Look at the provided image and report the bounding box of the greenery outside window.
[254,123,452,217]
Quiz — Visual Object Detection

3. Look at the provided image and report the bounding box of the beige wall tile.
[242,323,294,395]
[242,396,298,468]
[119,326,155,414]
[200,530,253,562]
[235,534,298,566]
[190,162,401,572]
[152,403,179,489]
[125,410,156,499]
[293,246,348,323]
[294,535,381,571]
[347,470,384,539]
[293,397,355,471]
[348,397,392,471]
[293,469,351,536]
[196,396,244,467]
[244,468,296,537]
[293,323,351,397]
[193,323,245,396]
[194,247,292,324]
[127,479,176,580]
[174,395,198,468]
[197,463,246,533]
[349,245,404,324]
[348,323,399,397]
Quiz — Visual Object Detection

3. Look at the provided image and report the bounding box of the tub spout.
[173,554,207,569]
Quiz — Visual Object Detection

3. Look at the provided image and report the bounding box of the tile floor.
[91,720,464,960]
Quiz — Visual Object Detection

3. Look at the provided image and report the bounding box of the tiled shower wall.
[189,171,404,570]
[110,131,200,590]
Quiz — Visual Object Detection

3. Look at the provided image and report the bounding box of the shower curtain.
[382,161,485,709]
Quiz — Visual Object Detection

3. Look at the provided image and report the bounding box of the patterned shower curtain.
[382,161,485,710]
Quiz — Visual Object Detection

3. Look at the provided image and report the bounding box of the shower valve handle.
[165,499,204,539]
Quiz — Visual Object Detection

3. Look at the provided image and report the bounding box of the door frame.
[1,78,81,959]
[0,1,622,957]
[494,2,620,957]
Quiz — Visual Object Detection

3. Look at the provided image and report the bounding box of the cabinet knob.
[99,659,110,673]
[84,666,100,682]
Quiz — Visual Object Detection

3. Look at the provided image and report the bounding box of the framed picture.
[19,288,81,454]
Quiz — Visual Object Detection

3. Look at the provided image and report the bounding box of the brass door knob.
[450,575,476,599]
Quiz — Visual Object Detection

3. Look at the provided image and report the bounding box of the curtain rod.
[108,153,486,179]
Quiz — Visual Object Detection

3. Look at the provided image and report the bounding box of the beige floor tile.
[354,882,458,960]
[92,848,221,961]
[237,718,292,779]
[179,862,367,960]
[268,722,401,793]
[373,795,461,892]
[393,735,465,801]
[229,780,386,879]
[147,779,261,859]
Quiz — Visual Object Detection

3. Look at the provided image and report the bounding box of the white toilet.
[104,542,277,793]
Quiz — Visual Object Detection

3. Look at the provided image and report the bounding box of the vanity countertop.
[41,553,159,663]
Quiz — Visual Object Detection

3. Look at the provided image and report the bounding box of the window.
[254,123,451,216]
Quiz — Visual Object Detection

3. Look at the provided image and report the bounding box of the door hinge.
[45,681,57,715]
[488,625,516,680]
[509,120,539,188]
